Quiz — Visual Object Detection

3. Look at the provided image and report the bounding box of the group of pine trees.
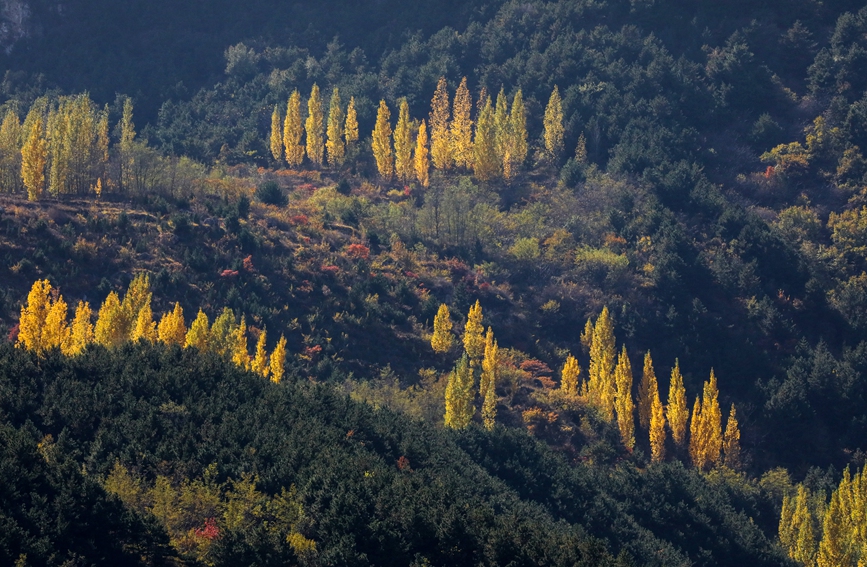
[269,77,569,184]
[0,95,141,200]
[780,468,867,567]
[431,302,741,470]
[16,276,288,382]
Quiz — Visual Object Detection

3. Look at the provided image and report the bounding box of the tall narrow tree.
[637,351,658,430]
[371,99,394,180]
[472,96,498,181]
[344,96,359,146]
[588,306,616,420]
[94,291,125,348]
[326,88,345,167]
[445,354,474,429]
[394,98,413,182]
[305,84,325,166]
[463,300,485,365]
[667,359,688,448]
[120,97,135,192]
[185,309,211,351]
[723,403,741,470]
[543,85,564,163]
[431,303,454,353]
[270,105,283,162]
[0,107,22,193]
[157,303,186,346]
[270,334,287,384]
[508,89,528,173]
[21,112,47,201]
[560,354,580,398]
[429,77,452,170]
[481,327,498,430]
[251,329,270,378]
[614,346,635,450]
[64,301,94,356]
[284,90,304,167]
[451,77,473,169]
[649,379,666,463]
[415,119,430,187]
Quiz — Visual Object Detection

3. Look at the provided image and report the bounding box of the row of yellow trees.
[432,303,741,470]
[268,78,569,184]
[16,276,288,382]
[780,468,867,567]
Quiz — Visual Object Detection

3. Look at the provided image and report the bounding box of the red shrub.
[220,269,239,278]
[347,243,370,260]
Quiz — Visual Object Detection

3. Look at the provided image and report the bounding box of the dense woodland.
[3,0,867,564]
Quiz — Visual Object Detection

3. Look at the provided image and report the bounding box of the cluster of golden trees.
[780,468,867,567]
[16,276,288,382]
[431,301,500,430]
[269,78,568,184]
[269,85,359,169]
[0,95,140,200]
[567,306,741,468]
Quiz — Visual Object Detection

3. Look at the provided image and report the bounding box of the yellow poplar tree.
[209,307,236,356]
[493,88,509,167]
[131,299,157,343]
[270,334,287,384]
[305,84,325,166]
[283,90,304,167]
[415,119,430,187]
[371,99,394,180]
[667,359,688,448]
[157,303,186,346]
[614,346,635,450]
[21,113,47,201]
[344,96,359,146]
[450,77,473,169]
[816,488,851,567]
[0,107,22,193]
[120,97,135,192]
[120,273,151,340]
[444,354,474,429]
[94,291,125,348]
[587,306,616,420]
[231,316,250,369]
[637,351,658,430]
[17,279,52,352]
[472,96,498,181]
[560,354,580,397]
[543,85,564,163]
[431,303,454,353]
[251,329,270,378]
[270,105,283,162]
[429,77,452,170]
[326,88,345,167]
[688,397,705,468]
[64,301,94,356]
[507,89,528,174]
[701,369,723,468]
[649,381,666,463]
[481,327,498,430]
[42,295,69,352]
[463,300,485,365]
[185,309,211,350]
[723,403,741,470]
[575,132,587,163]
[394,98,413,183]
[580,317,594,352]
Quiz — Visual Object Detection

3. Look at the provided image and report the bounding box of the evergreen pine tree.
[326,88,345,167]
[667,359,688,448]
[543,85,565,163]
[305,84,325,166]
[284,90,304,167]
[415,119,430,187]
[394,98,413,182]
[614,345,635,450]
[270,105,283,162]
[431,303,454,353]
[372,99,394,180]
[451,77,473,169]
[430,77,452,170]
